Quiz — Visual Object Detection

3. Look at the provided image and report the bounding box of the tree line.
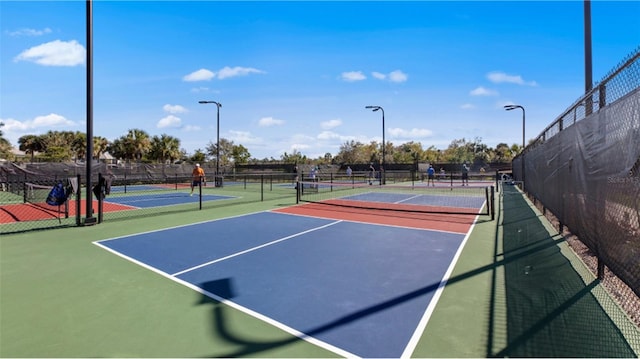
[0,125,520,167]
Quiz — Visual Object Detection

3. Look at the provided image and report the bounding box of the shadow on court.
[490,185,635,357]
[190,188,636,357]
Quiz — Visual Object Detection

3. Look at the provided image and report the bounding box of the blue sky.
[1,1,639,160]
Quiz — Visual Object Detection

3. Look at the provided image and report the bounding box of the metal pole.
[584,0,593,116]
[216,104,220,185]
[521,107,526,189]
[84,0,96,225]
[198,100,222,186]
[365,105,385,185]
[381,108,385,185]
[584,0,593,94]
[503,105,525,187]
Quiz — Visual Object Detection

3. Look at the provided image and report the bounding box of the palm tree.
[40,131,75,162]
[93,136,110,161]
[107,138,129,163]
[18,134,45,162]
[125,129,150,163]
[149,134,181,164]
[72,132,87,162]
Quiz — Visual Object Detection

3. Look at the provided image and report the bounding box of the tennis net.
[24,182,69,219]
[297,181,494,218]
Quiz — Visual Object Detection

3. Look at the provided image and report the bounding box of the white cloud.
[317,131,341,140]
[183,69,215,82]
[341,71,366,82]
[258,117,285,127]
[461,103,476,109]
[228,130,262,144]
[371,70,408,83]
[470,86,499,96]
[217,66,265,79]
[14,40,85,66]
[388,70,408,83]
[163,104,188,114]
[2,113,75,132]
[487,71,537,86]
[7,27,52,37]
[183,66,264,82]
[157,115,182,128]
[371,72,386,80]
[320,119,342,130]
[388,127,433,139]
[291,143,311,151]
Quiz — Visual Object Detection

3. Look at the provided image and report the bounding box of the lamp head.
[199,100,222,107]
[504,104,524,111]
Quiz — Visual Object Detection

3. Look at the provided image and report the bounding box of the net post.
[411,169,415,188]
[484,186,489,216]
[198,177,202,210]
[490,186,495,220]
[295,181,300,203]
[76,174,82,226]
[261,174,264,201]
[97,173,104,224]
[330,172,333,192]
[64,190,69,219]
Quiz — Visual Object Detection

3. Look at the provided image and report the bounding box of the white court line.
[401,213,482,358]
[170,220,343,277]
[395,194,422,204]
[92,215,356,358]
[167,270,358,358]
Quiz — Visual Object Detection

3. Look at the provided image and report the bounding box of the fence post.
[76,174,82,226]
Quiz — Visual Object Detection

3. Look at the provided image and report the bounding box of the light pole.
[365,105,385,184]
[198,100,222,187]
[504,104,525,187]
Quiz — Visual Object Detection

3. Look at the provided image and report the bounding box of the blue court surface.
[105,192,235,208]
[108,184,172,192]
[94,211,471,358]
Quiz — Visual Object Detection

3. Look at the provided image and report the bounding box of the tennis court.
[95,201,478,357]
[2,180,638,357]
[104,192,236,209]
[0,187,236,224]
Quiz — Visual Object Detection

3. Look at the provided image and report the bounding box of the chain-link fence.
[0,162,296,234]
[0,164,82,234]
[513,47,640,298]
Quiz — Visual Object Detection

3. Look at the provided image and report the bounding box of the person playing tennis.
[461,162,469,186]
[190,163,206,196]
[427,164,436,186]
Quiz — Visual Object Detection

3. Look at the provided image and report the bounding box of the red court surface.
[273,202,478,233]
[0,200,136,224]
